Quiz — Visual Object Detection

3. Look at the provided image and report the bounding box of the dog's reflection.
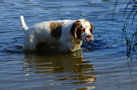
[23,51,96,87]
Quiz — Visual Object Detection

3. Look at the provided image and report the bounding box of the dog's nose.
[88,34,92,38]
[87,34,93,41]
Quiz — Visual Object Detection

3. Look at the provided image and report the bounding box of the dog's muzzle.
[87,34,93,41]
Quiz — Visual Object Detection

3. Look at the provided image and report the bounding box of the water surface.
[0,0,137,90]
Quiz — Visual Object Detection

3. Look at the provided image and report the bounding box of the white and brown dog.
[20,16,93,52]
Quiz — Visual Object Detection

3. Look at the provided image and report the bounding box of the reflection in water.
[23,51,96,89]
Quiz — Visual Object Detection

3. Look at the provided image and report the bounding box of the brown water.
[0,0,137,90]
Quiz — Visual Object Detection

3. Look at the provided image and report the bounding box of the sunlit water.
[0,0,137,90]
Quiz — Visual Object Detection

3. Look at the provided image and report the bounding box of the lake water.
[0,0,137,90]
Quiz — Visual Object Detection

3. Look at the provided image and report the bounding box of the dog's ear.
[85,20,93,33]
[90,22,93,33]
[70,21,81,39]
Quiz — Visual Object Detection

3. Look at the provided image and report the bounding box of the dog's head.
[70,19,93,42]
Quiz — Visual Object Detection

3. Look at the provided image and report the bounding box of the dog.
[20,16,93,52]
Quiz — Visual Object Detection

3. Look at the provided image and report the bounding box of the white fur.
[20,16,93,52]
[20,16,29,32]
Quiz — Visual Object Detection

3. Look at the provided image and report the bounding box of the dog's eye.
[82,29,85,32]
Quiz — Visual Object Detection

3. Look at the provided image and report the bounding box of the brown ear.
[85,20,94,33]
[90,23,93,33]
[70,21,81,39]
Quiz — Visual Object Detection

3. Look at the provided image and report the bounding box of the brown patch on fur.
[85,20,94,33]
[50,22,64,40]
[70,21,83,39]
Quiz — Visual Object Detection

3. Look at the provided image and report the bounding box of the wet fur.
[20,16,93,52]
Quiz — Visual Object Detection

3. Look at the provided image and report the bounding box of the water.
[0,0,137,90]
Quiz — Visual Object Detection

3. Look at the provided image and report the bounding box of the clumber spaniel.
[20,16,93,52]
